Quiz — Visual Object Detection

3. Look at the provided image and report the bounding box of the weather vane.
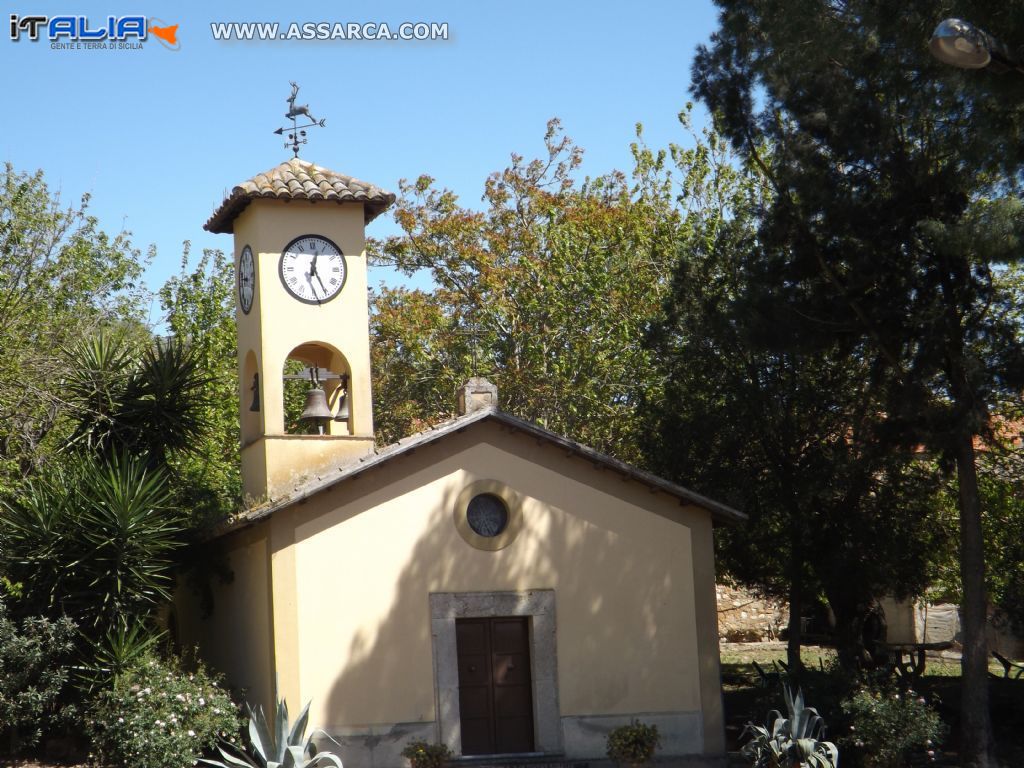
[273,82,327,158]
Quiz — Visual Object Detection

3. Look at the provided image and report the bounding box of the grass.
[720,641,1024,767]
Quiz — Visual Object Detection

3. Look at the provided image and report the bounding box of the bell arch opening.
[241,350,260,444]
[282,341,353,436]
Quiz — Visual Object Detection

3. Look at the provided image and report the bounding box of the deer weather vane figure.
[273,81,327,158]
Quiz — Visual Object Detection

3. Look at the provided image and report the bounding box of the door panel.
[456,617,535,755]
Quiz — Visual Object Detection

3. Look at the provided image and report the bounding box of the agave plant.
[741,686,839,768]
[202,699,343,768]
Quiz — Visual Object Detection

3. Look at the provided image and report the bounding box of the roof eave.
[209,408,745,539]
[204,194,393,234]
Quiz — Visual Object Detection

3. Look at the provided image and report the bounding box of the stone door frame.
[429,590,562,755]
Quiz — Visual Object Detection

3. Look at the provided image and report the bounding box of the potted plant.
[401,739,452,768]
[606,720,660,766]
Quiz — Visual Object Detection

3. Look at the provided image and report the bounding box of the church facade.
[177,159,743,768]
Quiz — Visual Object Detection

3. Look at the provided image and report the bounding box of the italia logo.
[9,14,180,49]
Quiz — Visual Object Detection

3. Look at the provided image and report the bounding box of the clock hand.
[315,272,328,294]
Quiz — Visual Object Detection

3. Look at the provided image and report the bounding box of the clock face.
[278,235,347,304]
[238,245,255,314]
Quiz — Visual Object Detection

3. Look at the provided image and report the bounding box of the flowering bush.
[839,686,945,768]
[401,739,452,768]
[86,652,241,768]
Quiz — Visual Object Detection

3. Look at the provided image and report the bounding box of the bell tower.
[204,158,395,502]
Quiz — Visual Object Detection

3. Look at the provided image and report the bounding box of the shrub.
[742,686,838,768]
[839,685,945,768]
[86,652,240,768]
[606,720,661,764]
[0,452,185,637]
[0,599,77,754]
[401,739,452,768]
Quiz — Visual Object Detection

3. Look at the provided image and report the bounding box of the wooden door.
[456,617,535,755]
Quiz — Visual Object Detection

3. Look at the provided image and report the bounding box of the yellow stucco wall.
[254,422,712,735]
[232,198,376,501]
[176,527,275,716]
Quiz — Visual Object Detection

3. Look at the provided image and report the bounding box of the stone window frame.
[429,590,562,756]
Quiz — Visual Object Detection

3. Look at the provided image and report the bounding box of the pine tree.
[692,3,1024,764]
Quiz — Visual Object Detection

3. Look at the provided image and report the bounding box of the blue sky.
[1,1,720,325]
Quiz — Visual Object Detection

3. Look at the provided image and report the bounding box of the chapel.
[176,157,743,768]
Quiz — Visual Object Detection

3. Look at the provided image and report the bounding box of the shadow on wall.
[311,438,692,745]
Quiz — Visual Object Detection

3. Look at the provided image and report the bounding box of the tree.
[159,246,242,525]
[0,164,146,490]
[370,116,735,461]
[647,206,948,674]
[692,3,1024,764]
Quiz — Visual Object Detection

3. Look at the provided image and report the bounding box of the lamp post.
[929,18,1024,75]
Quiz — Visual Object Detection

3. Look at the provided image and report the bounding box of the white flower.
[199,697,206,706]
[188,730,196,737]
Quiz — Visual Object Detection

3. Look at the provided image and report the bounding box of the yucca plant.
[62,330,212,465]
[0,452,183,634]
[741,686,839,768]
[202,699,343,768]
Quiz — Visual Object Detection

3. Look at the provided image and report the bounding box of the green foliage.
[369,111,738,463]
[742,687,839,768]
[839,686,945,768]
[87,652,241,768]
[62,330,212,467]
[0,164,147,490]
[693,4,1024,759]
[78,622,168,693]
[201,698,343,768]
[159,245,242,525]
[0,598,77,753]
[400,739,452,768]
[932,450,1024,636]
[0,452,184,636]
[605,720,660,764]
[646,157,948,669]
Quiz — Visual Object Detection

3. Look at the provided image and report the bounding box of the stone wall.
[716,584,788,642]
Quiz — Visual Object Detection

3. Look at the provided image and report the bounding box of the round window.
[466,493,509,538]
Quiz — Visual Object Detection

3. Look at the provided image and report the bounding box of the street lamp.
[929,18,1024,75]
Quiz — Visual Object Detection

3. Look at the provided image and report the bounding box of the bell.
[333,391,350,421]
[249,373,261,412]
[299,387,333,422]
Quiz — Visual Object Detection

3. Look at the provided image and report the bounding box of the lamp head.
[930,18,992,69]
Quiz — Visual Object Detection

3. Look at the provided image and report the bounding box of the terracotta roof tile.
[204,158,396,233]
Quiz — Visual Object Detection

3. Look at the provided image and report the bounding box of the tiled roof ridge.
[213,408,746,538]
[204,158,396,233]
